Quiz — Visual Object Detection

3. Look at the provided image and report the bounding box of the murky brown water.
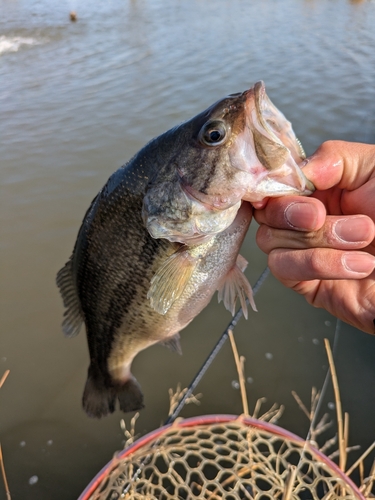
[1,0,375,497]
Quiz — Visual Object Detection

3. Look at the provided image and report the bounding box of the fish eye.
[199,120,228,147]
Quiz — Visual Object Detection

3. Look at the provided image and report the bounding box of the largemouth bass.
[57,82,313,418]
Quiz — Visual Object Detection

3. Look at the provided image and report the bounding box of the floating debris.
[28,475,38,485]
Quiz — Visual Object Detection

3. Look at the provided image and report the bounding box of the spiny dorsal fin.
[56,257,83,337]
[217,261,257,320]
[147,248,197,315]
[159,333,182,355]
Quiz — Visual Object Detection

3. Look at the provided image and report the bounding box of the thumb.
[302,140,375,191]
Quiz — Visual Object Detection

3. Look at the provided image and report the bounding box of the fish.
[56,81,314,418]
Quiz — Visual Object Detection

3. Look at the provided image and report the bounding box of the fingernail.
[342,253,375,274]
[285,202,318,230]
[334,217,371,242]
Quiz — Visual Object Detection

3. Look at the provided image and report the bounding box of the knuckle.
[308,249,326,275]
[320,139,342,152]
[256,224,273,253]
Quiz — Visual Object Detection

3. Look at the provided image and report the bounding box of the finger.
[256,215,375,254]
[254,196,326,231]
[268,248,375,283]
[301,140,375,191]
[342,176,375,221]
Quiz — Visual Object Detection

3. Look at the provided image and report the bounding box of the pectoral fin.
[148,248,197,315]
[217,257,257,319]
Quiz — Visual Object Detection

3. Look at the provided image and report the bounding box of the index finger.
[254,195,326,231]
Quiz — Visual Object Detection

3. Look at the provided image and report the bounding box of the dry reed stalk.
[0,370,11,500]
[0,444,11,500]
[346,442,375,477]
[168,384,201,417]
[344,412,349,459]
[228,329,249,416]
[252,397,267,419]
[324,338,347,472]
[0,370,10,389]
[282,465,297,500]
[359,460,365,490]
[291,390,310,420]
[362,460,375,497]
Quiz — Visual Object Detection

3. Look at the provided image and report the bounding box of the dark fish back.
[57,156,171,417]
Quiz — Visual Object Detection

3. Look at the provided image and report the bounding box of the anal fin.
[159,333,182,355]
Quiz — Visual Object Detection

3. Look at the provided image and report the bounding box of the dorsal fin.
[56,257,84,337]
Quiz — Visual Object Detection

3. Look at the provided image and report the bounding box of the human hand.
[254,140,375,334]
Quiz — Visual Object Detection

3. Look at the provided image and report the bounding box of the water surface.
[1,0,375,497]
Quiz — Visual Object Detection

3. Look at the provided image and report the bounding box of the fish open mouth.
[253,81,306,163]
[236,81,315,201]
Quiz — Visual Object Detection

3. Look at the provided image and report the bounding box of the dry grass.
[86,332,374,499]
[290,339,375,499]
[0,370,11,500]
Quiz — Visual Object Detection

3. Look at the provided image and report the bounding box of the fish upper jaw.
[228,81,315,202]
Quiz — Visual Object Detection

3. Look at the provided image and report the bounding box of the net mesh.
[86,416,365,500]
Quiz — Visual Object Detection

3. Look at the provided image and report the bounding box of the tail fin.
[82,365,144,418]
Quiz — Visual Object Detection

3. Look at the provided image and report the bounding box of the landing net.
[80,414,366,500]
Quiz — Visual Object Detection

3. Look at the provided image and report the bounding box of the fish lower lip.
[147,218,210,244]
[180,179,240,211]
